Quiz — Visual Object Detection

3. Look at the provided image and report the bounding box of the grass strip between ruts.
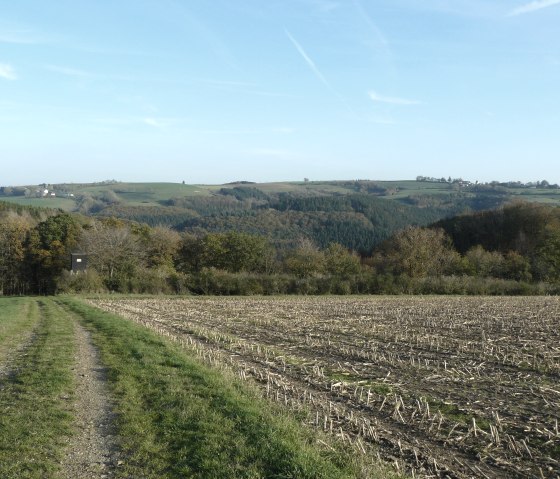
[61,297,371,479]
[0,298,76,478]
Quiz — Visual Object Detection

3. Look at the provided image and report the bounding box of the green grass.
[62,297,392,479]
[80,182,212,204]
[325,370,393,396]
[427,398,490,430]
[0,297,41,365]
[4,180,560,213]
[0,298,76,478]
[0,196,76,211]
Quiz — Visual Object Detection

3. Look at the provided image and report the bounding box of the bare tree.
[80,221,145,279]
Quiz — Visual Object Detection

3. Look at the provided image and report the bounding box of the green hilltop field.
[3,178,560,208]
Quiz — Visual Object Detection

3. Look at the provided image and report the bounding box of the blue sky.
[1,0,559,185]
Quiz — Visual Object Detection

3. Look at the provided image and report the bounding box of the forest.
[1,198,559,296]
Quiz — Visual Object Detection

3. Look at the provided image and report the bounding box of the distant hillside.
[435,201,560,255]
[2,179,560,253]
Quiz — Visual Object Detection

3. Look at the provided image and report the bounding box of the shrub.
[56,269,107,294]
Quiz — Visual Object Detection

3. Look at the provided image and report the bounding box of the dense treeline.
[72,186,510,254]
[436,202,560,283]
[96,205,199,228]
[178,193,448,254]
[1,200,559,296]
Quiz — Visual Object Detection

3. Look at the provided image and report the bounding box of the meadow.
[3,179,560,210]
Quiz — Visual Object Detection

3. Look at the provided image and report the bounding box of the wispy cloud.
[0,27,47,44]
[199,79,259,88]
[401,1,501,19]
[368,90,420,106]
[45,65,92,78]
[245,148,295,159]
[307,0,340,13]
[285,30,332,90]
[91,116,194,131]
[284,29,356,115]
[508,0,560,16]
[142,118,168,129]
[271,127,296,134]
[353,0,389,47]
[197,78,296,98]
[368,116,397,125]
[0,63,17,80]
[46,65,138,83]
[166,0,240,71]
[191,127,296,136]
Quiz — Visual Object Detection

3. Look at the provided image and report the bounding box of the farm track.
[91,296,560,479]
[0,298,121,477]
[58,312,120,479]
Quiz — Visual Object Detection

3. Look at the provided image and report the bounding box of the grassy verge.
[61,297,389,479]
[0,297,41,366]
[0,298,76,478]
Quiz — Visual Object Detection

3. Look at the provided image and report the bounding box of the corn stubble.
[91,296,560,479]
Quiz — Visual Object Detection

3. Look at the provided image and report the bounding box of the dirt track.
[59,322,120,478]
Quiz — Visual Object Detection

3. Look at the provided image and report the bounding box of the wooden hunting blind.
[71,253,87,273]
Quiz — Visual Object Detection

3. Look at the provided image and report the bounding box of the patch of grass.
[80,182,212,204]
[0,298,76,478]
[325,370,393,395]
[62,297,393,479]
[0,196,76,211]
[363,383,393,395]
[431,401,471,423]
[428,399,490,430]
[0,298,41,365]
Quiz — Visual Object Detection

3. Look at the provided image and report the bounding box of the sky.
[1,0,559,186]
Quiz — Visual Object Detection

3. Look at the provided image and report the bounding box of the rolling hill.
[2,179,560,253]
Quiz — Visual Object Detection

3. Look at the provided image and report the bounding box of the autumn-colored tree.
[216,232,273,273]
[177,232,273,274]
[25,213,82,293]
[284,238,325,278]
[379,227,459,278]
[0,216,31,294]
[144,226,181,269]
[503,251,532,282]
[324,243,361,279]
[534,221,560,282]
[464,245,505,278]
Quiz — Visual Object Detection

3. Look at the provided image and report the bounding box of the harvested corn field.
[90,296,560,479]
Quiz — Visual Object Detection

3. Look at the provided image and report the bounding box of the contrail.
[285,29,331,90]
[508,0,560,16]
